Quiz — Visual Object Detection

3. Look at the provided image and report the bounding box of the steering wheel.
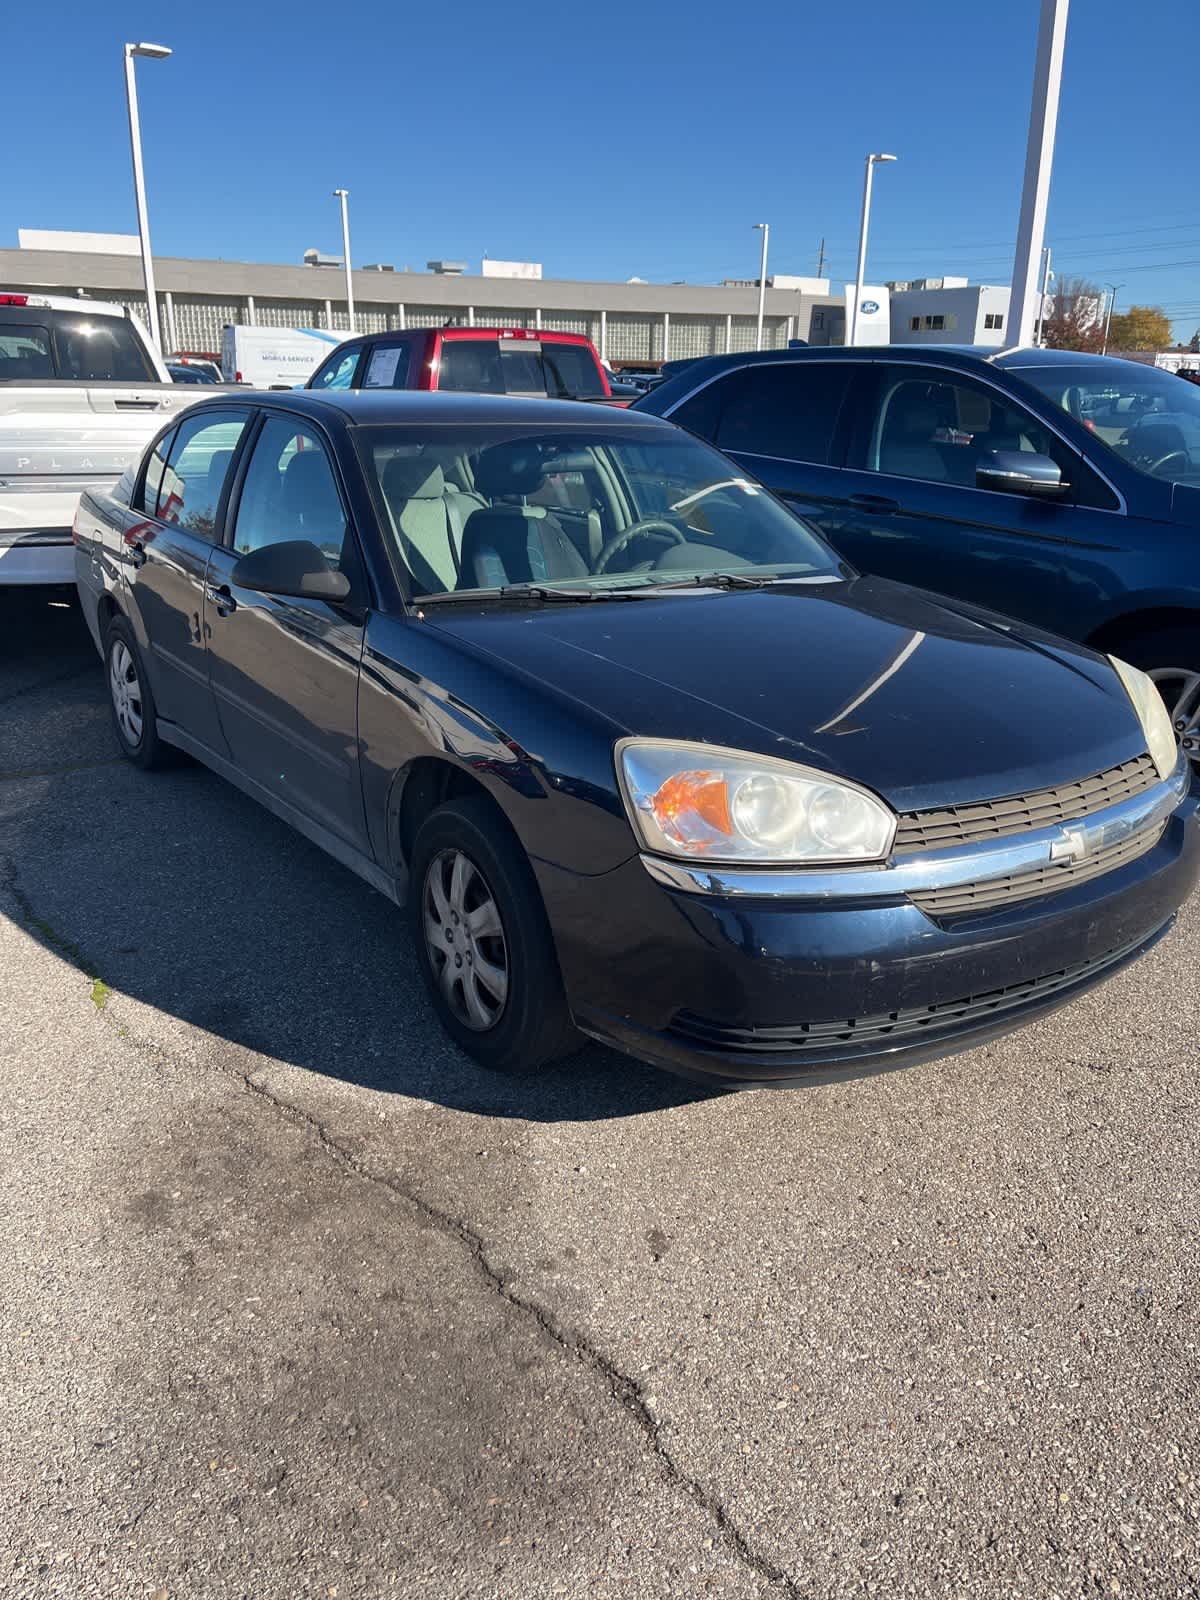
[1145,450,1191,477]
[594,518,686,574]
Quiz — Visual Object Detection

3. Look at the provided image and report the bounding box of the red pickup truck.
[307,325,614,401]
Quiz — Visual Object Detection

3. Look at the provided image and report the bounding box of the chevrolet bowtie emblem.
[1049,826,1089,865]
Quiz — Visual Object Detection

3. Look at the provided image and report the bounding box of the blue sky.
[6,0,1199,339]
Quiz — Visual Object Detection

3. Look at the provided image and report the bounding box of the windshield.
[359,425,841,598]
[437,339,606,400]
[1016,361,1200,485]
[0,312,158,383]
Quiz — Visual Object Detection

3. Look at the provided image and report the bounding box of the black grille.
[894,754,1158,854]
[911,822,1165,919]
[668,934,1148,1060]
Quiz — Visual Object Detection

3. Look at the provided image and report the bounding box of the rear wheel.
[409,796,579,1074]
[1116,628,1200,776]
[104,616,174,770]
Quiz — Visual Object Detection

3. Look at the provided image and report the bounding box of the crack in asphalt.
[1,853,804,1598]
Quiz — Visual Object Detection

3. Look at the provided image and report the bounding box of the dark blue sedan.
[637,346,1200,776]
[72,391,1198,1086]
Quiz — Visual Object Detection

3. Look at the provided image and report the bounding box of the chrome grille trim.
[912,822,1166,919]
[894,754,1158,854]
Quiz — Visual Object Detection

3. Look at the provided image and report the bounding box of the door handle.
[128,541,148,568]
[848,493,901,515]
[205,583,237,615]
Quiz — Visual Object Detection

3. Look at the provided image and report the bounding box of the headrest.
[472,442,546,498]
[282,448,336,510]
[895,401,940,437]
[382,454,445,501]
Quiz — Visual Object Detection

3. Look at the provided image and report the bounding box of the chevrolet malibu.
[73,391,1198,1086]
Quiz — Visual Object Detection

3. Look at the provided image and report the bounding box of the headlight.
[617,740,896,864]
[1108,656,1178,781]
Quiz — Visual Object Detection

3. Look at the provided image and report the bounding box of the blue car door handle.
[849,493,901,515]
[205,583,237,615]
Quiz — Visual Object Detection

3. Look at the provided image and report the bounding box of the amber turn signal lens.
[651,770,733,839]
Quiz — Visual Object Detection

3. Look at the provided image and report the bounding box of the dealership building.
[2,230,846,365]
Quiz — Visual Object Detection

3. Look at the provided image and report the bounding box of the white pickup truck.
[0,290,214,585]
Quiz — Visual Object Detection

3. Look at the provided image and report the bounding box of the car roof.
[227,388,675,429]
[313,326,592,350]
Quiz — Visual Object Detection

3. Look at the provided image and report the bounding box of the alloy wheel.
[422,848,509,1031]
[109,640,144,748]
[1148,666,1200,775]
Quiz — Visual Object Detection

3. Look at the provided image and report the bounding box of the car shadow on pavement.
[0,591,721,1123]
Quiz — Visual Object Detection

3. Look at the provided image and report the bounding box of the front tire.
[409,796,579,1074]
[105,615,174,770]
[1117,627,1200,775]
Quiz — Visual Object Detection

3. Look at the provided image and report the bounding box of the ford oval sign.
[861,299,880,314]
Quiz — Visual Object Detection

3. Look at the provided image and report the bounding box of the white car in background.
[0,291,216,586]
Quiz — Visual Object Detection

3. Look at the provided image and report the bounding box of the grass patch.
[90,978,111,1011]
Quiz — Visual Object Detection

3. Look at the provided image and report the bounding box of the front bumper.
[537,765,1199,1087]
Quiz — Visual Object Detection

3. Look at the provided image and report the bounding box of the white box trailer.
[220,325,345,388]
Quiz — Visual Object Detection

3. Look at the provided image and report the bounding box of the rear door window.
[156,411,251,537]
[138,426,177,515]
[715,363,852,465]
[362,341,412,388]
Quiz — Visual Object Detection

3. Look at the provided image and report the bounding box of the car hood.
[426,575,1150,812]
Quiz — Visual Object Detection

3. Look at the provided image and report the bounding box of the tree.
[1105,305,1173,351]
[1040,277,1105,352]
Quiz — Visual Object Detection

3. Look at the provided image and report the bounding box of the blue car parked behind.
[637,346,1200,775]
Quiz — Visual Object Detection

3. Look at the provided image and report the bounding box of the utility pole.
[1009,0,1070,347]
[815,237,827,279]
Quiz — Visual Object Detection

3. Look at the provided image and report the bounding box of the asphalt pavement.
[2,589,1199,1599]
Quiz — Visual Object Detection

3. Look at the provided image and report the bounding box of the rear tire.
[104,615,175,770]
[409,795,579,1074]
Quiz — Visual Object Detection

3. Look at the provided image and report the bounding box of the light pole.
[333,189,355,333]
[753,223,769,350]
[123,41,172,355]
[1008,0,1070,347]
[850,153,897,347]
[1102,283,1124,355]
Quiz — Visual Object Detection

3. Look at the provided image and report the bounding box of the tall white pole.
[850,158,875,350]
[754,223,769,351]
[1009,0,1070,348]
[334,189,355,333]
[124,44,170,354]
[850,154,895,348]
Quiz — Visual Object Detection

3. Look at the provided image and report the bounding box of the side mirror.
[230,539,351,601]
[975,449,1068,499]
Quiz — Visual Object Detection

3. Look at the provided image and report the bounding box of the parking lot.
[2,588,1199,1599]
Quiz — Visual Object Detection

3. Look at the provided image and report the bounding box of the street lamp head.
[752,222,767,231]
[333,188,349,199]
[127,41,172,58]
[871,152,898,164]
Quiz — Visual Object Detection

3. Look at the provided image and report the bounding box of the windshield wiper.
[416,584,645,605]
[634,570,780,592]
